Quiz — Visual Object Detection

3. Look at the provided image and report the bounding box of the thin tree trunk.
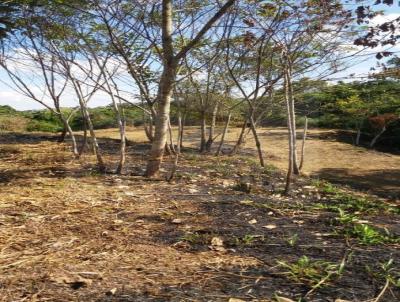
[200,110,207,153]
[355,128,361,146]
[287,64,299,175]
[299,116,308,171]
[58,126,67,143]
[168,114,182,181]
[206,102,219,152]
[116,120,126,174]
[61,116,78,158]
[179,113,185,149]
[81,100,106,172]
[230,118,247,155]
[284,70,294,195]
[370,126,386,147]
[168,118,176,154]
[78,113,88,156]
[144,115,153,142]
[216,112,231,156]
[249,115,265,167]
[114,106,126,174]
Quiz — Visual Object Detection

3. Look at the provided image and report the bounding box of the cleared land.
[0,131,399,301]
[97,127,400,199]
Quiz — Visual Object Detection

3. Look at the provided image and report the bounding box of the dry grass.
[0,131,399,301]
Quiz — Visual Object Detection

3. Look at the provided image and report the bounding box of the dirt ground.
[0,131,399,302]
[97,127,400,199]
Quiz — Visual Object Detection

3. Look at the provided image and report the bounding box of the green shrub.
[26,120,62,132]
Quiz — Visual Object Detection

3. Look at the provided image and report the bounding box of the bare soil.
[0,131,399,302]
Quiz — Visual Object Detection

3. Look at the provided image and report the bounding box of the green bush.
[26,120,62,132]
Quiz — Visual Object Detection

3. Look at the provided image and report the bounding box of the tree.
[145,0,235,177]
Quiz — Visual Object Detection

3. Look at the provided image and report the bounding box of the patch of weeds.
[239,156,259,168]
[201,159,234,177]
[262,164,277,174]
[181,232,212,245]
[335,194,394,214]
[312,180,397,214]
[85,169,102,177]
[234,234,265,246]
[336,208,359,225]
[329,208,399,245]
[366,259,400,289]
[343,224,399,245]
[277,255,346,288]
[312,180,339,194]
[240,156,276,175]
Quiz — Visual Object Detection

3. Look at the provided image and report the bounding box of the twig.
[373,279,390,302]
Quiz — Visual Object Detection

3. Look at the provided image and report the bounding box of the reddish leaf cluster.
[368,113,399,129]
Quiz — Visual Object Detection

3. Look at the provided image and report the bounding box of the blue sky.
[1,1,400,111]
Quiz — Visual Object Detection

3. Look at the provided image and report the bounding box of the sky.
[1,1,400,111]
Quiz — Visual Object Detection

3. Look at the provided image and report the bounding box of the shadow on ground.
[313,168,400,199]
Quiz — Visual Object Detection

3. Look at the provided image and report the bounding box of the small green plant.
[312,180,340,194]
[242,234,257,245]
[233,234,264,246]
[336,208,358,225]
[277,255,345,288]
[366,259,400,300]
[369,259,400,287]
[344,224,399,245]
[181,232,211,245]
[286,233,299,247]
